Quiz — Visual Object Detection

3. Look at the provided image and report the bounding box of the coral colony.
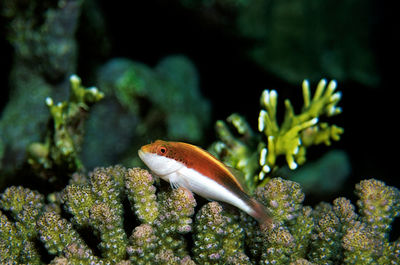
[210,79,343,192]
[1,77,399,264]
[1,167,399,264]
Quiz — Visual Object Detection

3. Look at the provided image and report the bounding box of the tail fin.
[249,198,274,231]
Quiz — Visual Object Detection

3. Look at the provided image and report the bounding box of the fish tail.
[249,198,273,231]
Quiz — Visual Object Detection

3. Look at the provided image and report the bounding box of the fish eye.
[157,146,167,156]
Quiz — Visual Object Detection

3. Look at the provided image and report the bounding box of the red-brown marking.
[141,140,247,196]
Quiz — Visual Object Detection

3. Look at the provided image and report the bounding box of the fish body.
[138,140,272,227]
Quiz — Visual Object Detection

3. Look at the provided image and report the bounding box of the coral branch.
[125,168,159,224]
[27,75,104,184]
[193,201,249,264]
[211,79,344,191]
[1,169,398,263]
[258,79,343,174]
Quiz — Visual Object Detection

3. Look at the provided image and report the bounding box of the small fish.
[138,140,273,229]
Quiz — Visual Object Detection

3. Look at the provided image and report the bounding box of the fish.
[138,140,273,229]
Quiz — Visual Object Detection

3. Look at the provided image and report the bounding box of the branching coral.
[209,113,261,192]
[27,74,104,183]
[193,201,250,264]
[258,79,343,172]
[0,166,399,264]
[243,178,399,264]
[210,79,343,191]
[0,0,83,183]
[0,186,44,264]
[0,166,198,264]
[344,179,400,264]
[2,77,396,264]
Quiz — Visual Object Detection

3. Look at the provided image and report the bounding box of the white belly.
[172,166,253,215]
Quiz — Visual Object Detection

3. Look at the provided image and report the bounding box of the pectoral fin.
[168,172,193,197]
[170,180,180,189]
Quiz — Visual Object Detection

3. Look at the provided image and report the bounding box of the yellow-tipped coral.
[27,75,104,184]
[211,78,344,190]
[258,79,343,177]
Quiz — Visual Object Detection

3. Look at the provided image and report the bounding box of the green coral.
[27,74,104,183]
[258,79,343,172]
[252,178,312,264]
[343,179,400,264]
[355,179,400,240]
[125,168,159,224]
[193,201,249,264]
[209,113,261,192]
[0,187,44,264]
[309,202,342,264]
[37,210,98,262]
[62,166,128,263]
[2,76,397,264]
[210,79,343,191]
[0,166,198,264]
[254,178,399,264]
[0,0,83,183]
[0,166,399,264]
[83,56,211,168]
[127,224,158,264]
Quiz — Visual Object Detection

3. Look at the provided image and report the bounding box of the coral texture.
[210,79,343,192]
[26,75,104,184]
[1,167,398,264]
[0,0,83,182]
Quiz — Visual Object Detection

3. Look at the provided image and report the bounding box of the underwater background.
[0,1,398,264]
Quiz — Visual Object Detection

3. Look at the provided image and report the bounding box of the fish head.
[138,140,182,176]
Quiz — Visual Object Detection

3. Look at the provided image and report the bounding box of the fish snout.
[138,149,145,159]
[140,144,153,154]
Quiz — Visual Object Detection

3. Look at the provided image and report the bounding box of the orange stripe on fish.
[139,140,273,229]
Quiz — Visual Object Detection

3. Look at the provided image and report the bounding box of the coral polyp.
[1,167,398,264]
